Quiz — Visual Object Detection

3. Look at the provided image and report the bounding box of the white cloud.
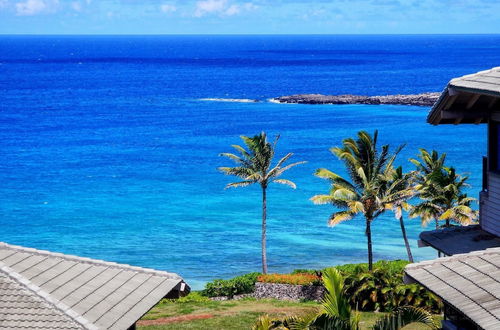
[160,3,176,13]
[0,0,9,9]
[194,0,257,17]
[224,4,239,15]
[71,1,81,12]
[15,0,58,15]
[241,2,257,11]
[194,0,226,17]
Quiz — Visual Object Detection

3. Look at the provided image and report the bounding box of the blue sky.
[0,0,499,34]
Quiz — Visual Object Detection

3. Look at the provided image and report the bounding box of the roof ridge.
[405,247,500,270]
[0,242,180,279]
[450,66,500,82]
[0,261,97,330]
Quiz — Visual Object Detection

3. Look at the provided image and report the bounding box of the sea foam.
[199,98,259,103]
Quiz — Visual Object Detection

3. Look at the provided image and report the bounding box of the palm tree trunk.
[366,217,373,271]
[399,215,414,263]
[434,218,441,257]
[261,186,268,274]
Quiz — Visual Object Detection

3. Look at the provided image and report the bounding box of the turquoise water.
[0,35,495,289]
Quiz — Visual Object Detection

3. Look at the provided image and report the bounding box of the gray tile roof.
[404,247,500,330]
[448,67,500,97]
[427,67,500,125]
[0,242,189,330]
[419,225,500,256]
[0,266,86,329]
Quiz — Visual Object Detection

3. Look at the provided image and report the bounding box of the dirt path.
[137,314,214,326]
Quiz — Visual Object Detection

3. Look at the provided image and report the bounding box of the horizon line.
[1,33,500,36]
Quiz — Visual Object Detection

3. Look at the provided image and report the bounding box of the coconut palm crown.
[311,130,412,271]
[410,149,478,228]
[218,132,306,274]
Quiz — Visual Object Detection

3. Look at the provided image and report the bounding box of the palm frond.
[311,194,338,205]
[270,161,307,179]
[218,166,256,178]
[372,306,437,330]
[328,211,355,226]
[273,179,297,189]
[321,268,352,319]
[225,181,255,189]
[219,152,244,163]
[231,144,251,159]
[275,152,293,168]
[332,188,358,201]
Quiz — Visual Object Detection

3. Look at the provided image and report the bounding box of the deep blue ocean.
[1,35,498,289]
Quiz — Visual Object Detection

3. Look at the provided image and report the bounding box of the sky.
[0,0,499,34]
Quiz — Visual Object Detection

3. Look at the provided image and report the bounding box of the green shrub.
[201,272,261,297]
[341,263,442,313]
[392,283,443,313]
[257,273,322,286]
[335,260,409,275]
[156,291,211,306]
[291,268,317,275]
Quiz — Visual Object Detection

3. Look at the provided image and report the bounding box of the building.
[404,67,500,330]
[0,242,190,329]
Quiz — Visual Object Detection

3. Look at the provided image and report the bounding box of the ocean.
[0,35,498,289]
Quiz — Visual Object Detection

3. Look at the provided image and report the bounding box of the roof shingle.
[405,247,500,330]
[0,242,189,329]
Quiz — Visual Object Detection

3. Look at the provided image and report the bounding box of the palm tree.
[219,132,305,274]
[410,149,478,229]
[311,130,410,271]
[386,166,415,263]
[410,149,446,181]
[253,267,437,330]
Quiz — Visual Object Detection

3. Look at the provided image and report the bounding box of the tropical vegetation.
[219,132,306,274]
[342,263,442,313]
[200,260,442,314]
[201,272,261,298]
[410,149,478,228]
[311,130,412,270]
[252,268,437,330]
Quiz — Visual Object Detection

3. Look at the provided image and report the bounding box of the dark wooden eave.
[428,67,500,125]
[419,225,500,256]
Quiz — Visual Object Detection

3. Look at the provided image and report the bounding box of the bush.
[341,263,442,313]
[335,260,409,275]
[156,291,211,306]
[201,272,261,298]
[291,268,317,275]
[257,273,322,286]
[392,283,443,313]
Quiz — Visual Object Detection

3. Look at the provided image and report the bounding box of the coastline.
[269,92,440,106]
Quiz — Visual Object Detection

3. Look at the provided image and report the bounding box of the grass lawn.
[138,294,441,330]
